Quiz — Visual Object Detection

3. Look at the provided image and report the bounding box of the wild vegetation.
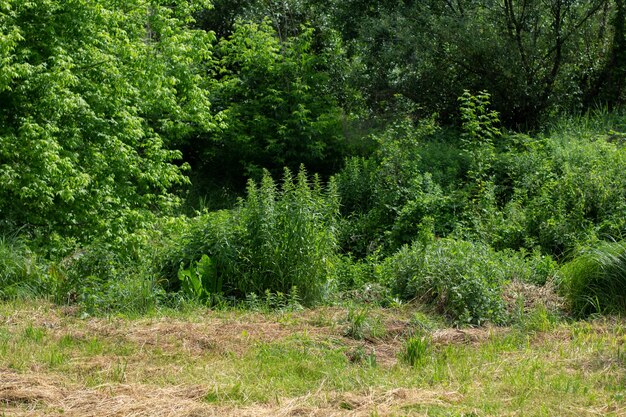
[2,0,626,414]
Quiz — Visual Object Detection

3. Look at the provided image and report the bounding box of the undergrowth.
[1,105,624,322]
[561,241,626,317]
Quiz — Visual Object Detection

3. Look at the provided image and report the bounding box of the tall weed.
[160,167,339,305]
[234,167,339,304]
[0,234,45,299]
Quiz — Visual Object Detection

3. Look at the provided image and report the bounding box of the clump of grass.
[560,240,626,317]
[514,303,559,333]
[401,333,431,367]
[0,234,45,299]
[344,307,369,340]
[343,307,387,340]
[346,344,377,366]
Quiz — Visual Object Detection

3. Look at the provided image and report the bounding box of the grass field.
[1,300,625,416]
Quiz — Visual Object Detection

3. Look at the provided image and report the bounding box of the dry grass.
[0,369,464,417]
[1,301,626,416]
[502,279,566,316]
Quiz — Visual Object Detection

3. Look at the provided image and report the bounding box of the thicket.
[2,0,626,322]
[159,167,339,306]
[0,0,215,242]
[381,239,556,325]
[194,0,626,128]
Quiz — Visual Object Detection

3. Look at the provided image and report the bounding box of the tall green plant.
[561,241,626,317]
[0,234,44,299]
[458,90,501,186]
[178,254,221,303]
[159,167,340,305]
[236,167,339,304]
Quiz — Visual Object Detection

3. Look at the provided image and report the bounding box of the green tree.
[323,0,615,127]
[203,20,345,182]
[0,0,215,241]
[585,0,626,108]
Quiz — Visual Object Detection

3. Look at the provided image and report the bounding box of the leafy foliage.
[334,102,626,261]
[335,117,460,256]
[485,116,626,256]
[382,239,544,325]
[161,167,339,305]
[323,0,623,127]
[2,0,626,326]
[0,0,215,241]
[459,90,501,178]
[178,254,221,303]
[236,167,339,303]
[198,20,345,183]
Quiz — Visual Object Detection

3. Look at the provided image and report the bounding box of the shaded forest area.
[2,0,626,324]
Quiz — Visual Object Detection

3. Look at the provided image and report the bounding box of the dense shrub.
[54,245,159,315]
[160,167,339,305]
[382,239,552,325]
[481,123,626,257]
[158,210,239,294]
[560,241,626,317]
[334,118,462,256]
[235,167,339,303]
[334,107,626,261]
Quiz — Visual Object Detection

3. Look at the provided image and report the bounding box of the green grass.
[561,241,626,317]
[0,234,44,299]
[0,301,625,416]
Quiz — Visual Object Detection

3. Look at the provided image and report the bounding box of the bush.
[54,233,168,315]
[485,121,626,257]
[235,167,339,304]
[383,239,522,325]
[334,118,461,256]
[335,110,626,261]
[157,210,239,296]
[43,215,199,314]
[560,241,626,317]
[160,167,340,305]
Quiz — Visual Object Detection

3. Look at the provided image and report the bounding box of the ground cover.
[1,300,625,416]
